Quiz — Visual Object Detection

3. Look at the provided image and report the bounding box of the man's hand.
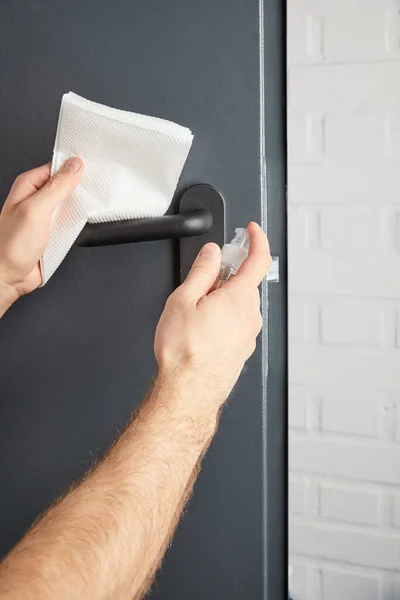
[155,222,271,417]
[0,158,83,315]
[0,219,271,600]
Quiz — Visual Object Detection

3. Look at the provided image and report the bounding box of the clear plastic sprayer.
[214,228,250,289]
[214,227,279,289]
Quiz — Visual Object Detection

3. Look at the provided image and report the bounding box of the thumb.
[183,243,221,300]
[32,157,83,211]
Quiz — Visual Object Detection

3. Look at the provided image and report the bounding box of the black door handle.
[75,184,222,247]
[76,209,212,247]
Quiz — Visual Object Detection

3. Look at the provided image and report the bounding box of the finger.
[7,163,52,205]
[182,242,221,301]
[228,222,271,289]
[28,157,83,212]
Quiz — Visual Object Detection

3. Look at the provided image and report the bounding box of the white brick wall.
[287,0,400,598]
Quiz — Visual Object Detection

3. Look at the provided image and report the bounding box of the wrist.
[0,270,19,316]
[151,369,221,442]
[156,357,238,410]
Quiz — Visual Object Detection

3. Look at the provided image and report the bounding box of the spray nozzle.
[231,228,250,252]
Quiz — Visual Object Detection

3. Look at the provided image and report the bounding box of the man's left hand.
[0,158,83,315]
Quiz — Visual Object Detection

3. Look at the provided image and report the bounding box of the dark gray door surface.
[0,1,286,598]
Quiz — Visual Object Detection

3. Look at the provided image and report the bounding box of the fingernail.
[199,243,220,261]
[62,157,81,173]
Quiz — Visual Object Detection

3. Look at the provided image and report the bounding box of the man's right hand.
[154,222,272,415]
[0,218,271,600]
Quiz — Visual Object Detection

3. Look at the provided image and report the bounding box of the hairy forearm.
[0,373,219,600]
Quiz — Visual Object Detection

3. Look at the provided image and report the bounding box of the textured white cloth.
[40,92,193,284]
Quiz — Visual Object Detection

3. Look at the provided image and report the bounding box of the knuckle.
[15,172,29,186]
[46,172,65,191]
[170,287,190,310]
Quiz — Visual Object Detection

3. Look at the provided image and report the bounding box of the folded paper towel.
[40,92,194,285]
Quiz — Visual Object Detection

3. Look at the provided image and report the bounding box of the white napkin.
[40,92,193,284]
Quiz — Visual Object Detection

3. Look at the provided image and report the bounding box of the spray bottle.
[214,227,279,289]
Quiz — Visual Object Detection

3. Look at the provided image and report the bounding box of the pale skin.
[0,157,272,600]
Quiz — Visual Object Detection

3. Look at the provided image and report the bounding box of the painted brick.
[392,494,400,529]
[306,15,324,63]
[288,112,323,164]
[322,11,373,61]
[289,63,400,111]
[307,395,321,432]
[287,10,324,66]
[288,205,309,250]
[320,485,379,526]
[287,12,307,66]
[385,7,400,55]
[289,297,319,344]
[307,480,320,520]
[395,403,400,443]
[324,113,385,163]
[290,437,400,485]
[289,164,400,205]
[379,208,399,252]
[396,308,400,350]
[322,9,398,63]
[319,208,382,252]
[289,562,309,599]
[289,388,308,430]
[309,567,323,600]
[287,113,310,164]
[289,297,308,343]
[320,301,382,346]
[320,391,381,438]
[290,345,400,392]
[290,478,307,516]
[381,400,397,442]
[289,252,400,299]
[288,205,320,251]
[386,113,400,160]
[380,492,393,529]
[392,578,400,599]
[288,0,400,594]
[321,569,380,600]
[290,521,400,570]
[287,0,400,65]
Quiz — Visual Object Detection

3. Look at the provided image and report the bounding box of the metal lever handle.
[76,209,213,247]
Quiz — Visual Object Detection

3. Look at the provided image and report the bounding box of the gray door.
[0,1,286,598]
